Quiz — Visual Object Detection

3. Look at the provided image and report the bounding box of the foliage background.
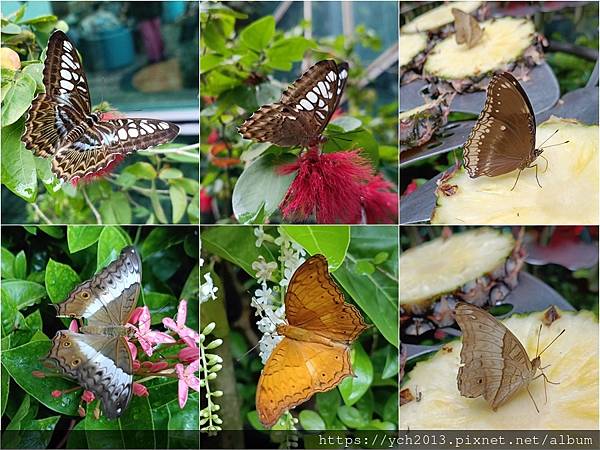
[200,3,398,223]
[201,225,398,447]
[1,5,200,225]
[1,225,199,448]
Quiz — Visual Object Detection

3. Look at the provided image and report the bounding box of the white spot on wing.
[118,129,127,140]
[60,79,74,90]
[306,92,318,103]
[299,99,314,110]
[128,128,139,138]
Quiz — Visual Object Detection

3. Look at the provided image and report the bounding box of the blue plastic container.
[163,1,186,23]
[99,28,135,70]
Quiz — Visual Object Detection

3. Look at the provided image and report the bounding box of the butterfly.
[46,246,141,419]
[452,8,483,48]
[22,30,179,183]
[238,60,349,148]
[462,72,557,190]
[455,302,564,413]
[255,254,368,427]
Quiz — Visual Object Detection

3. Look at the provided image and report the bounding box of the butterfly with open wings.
[238,60,349,148]
[22,30,179,183]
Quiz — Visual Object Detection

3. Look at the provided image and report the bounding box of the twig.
[31,204,53,224]
[82,186,102,224]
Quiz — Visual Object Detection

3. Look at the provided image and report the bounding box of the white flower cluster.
[251,227,306,363]
[200,247,218,303]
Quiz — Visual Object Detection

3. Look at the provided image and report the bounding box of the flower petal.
[178,379,188,409]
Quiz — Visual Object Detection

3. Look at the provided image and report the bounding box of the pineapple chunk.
[424,17,535,79]
[432,117,599,224]
[400,309,599,429]
[400,32,428,68]
[402,1,481,33]
[400,228,514,307]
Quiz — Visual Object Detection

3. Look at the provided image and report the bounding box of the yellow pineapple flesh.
[402,1,481,33]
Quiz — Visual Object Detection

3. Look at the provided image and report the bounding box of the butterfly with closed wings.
[462,72,567,190]
[238,60,349,148]
[22,30,179,183]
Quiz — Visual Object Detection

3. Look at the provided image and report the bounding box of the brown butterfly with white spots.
[238,60,349,148]
[22,30,179,183]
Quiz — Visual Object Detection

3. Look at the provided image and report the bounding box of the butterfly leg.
[510,169,523,191]
[530,163,543,189]
[526,385,540,413]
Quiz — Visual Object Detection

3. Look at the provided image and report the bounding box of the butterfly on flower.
[238,60,349,148]
[22,30,179,184]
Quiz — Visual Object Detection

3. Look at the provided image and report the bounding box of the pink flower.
[131,306,175,356]
[133,383,149,397]
[277,148,372,223]
[51,390,62,398]
[361,174,398,224]
[175,360,200,409]
[81,390,95,403]
[162,300,200,342]
[127,340,138,361]
[151,361,169,372]
[178,337,199,363]
[69,320,79,332]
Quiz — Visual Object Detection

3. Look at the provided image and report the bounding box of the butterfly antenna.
[235,341,261,363]
[535,324,542,356]
[537,129,569,150]
[538,328,565,358]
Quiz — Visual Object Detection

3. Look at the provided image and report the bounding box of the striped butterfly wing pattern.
[48,246,141,419]
[462,72,539,179]
[22,30,179,183]
[239,60,349,148]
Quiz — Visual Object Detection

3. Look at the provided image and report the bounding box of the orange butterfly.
[256,254,368,427]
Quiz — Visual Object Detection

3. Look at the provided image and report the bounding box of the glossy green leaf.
[1,119,37,202]
[1,71,36,126]
[299,410,325,431]
[382,345,399,379]
[38,226,64,238]
[339,343,373,406]
[169,184,187,223]
[1,279,46,310]
[97,227,130,269]
[13,251,26,279]
[281,226,350,270]
[123,162,157,180]
[45,259,80,303]
[232,153,296,223]
[2,247,15,279]
[239,16,275,52]
[67,226,103,253]
[382,392,398,425]
[99,191,132,224]
[316,389,341,428]
[337,405,369,429]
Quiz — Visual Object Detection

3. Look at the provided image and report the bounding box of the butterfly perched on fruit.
[22,30,179,183]
[238,60,349,148]
[255,254,368,427]
[462,72,565,190]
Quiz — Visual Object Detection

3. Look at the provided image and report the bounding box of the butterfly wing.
[55,246,141,327]
[455,302,534,410]
[463,72,537,178]
[23,30,91,158]
[256,337,351,427]
[52,118,179,182]
[239,60,349,147]
[48,331,133,419]
[284,254,368,343]
[452,8,483,48]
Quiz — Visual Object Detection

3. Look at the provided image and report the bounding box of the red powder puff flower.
[361,175,398,224]
[277,148,372,223]
[200,189,213,214]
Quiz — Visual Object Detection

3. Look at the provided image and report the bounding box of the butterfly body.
[463,72,543,184]
[239,60,349,148]
[256,254,367,427]
[23,30,179,182]
[455,302,543,411]
[47,246,141,419]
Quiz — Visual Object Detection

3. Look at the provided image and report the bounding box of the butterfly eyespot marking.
[71,358,81,367]
[80,291,91,299]
[63,341,72,347]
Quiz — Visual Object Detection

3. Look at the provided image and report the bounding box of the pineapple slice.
[432,117,599,225]
[400,228,519,314]
[402,1,481,33]
[400,32,428,68]
[400,309,599,429]
[424,17,535,79]
[400,97,452,149]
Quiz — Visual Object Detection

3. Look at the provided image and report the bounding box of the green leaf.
[99,191,132,224]
[39,225,64,238]
[246,410,266,431]
[45,259,80,303]
[2,247,15,279]
[265,37,314,70]
[382,345,399,379]
[1,280,46,310]
[334,227,398,347]
[6,394,30,430]
[1,118,37,202]
[150,187,168,224]
[13,251,27,279]
[239,16,275,52]
[144,292,177,324]
[159,167,183,180]
[281,226,350,270]
[2,340,80,417]
[1,71,36,126]
[123,162,157,180]
[67,226,103,253]
[316,389,341,428]
[339,343,373,406]
[382,392,398,425]
[141,227,186,257]
[1,363,9,416]
[298,410,325,430]
[337,405,369,429]
[232,153,296,223]
[97,227,131,269]
[169,184,187,224]
[1,294,18,335]
[201,226,275,277]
